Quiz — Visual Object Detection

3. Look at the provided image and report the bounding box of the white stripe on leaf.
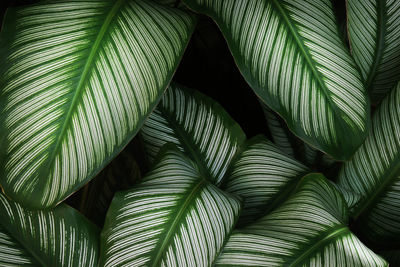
[182,0,369,160]
[100,146,241,267]
[0,0,195,208]
[216,174,387,266]
[0,193,99,266]
[338,81,400,245]
[348,0,400,102]
[140,84,246,185]
[222,135,309,226]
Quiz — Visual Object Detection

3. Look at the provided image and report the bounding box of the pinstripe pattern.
[183,0,368,160]
[140,84,246,185]
[0,225,38,266]
[0,0,195,208]
[348,0,400,101]
[0,193,99,266]
[100,147,241,266]
[222,136,309,226]
[216,174,387,266]
[338,81,400,244]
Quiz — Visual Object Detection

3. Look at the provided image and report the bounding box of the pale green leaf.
[216,174,387,267]
[100,145,241,266]
[222,135,309,226]
[182,0,369,160]
[348,0,400,101]
[0,193,99,266]
[140,84,246,185]
[338,81,400,245]
[0,0,195,208]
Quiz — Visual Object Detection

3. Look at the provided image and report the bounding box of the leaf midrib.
[158,104,214,181]
[364,0,387,90]
[353,153,400,220]
[269,0,350,136]
[38,0,124,189]
[151,178,207,267]
[289,225,349,267]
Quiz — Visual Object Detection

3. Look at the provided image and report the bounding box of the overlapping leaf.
[222,135,309,225]
[183,0,369,160]
[79,149,141,227]
[0,193,99,266]
[338,81,400,245]
[140,84,246,185]
[216,174,387,266]
[0,0,195,208]
[347,0,400,101]
[100,145,241,266]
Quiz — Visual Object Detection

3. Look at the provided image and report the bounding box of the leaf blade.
[0,193,100,267]
[182,0,369,160]
[100,145,241,266]
[0,0,195,208]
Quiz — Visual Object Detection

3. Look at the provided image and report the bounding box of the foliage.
[1,0,400,266]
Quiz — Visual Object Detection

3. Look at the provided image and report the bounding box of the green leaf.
[221,135,309,226]
[216,174,387,266]
[0,0,195,208]
[182,0,369,160]
[140,84,246,185]
[338,81,400,245]
[347,0,400,102]
[100,145,241,266]
[0,193,99,266]
[79,148,141,227]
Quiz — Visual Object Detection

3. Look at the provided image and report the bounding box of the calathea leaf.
[347,0,400,102]
[140,83,246,185]
[338,81,400,246]
[216,174,387,266]
[221,135,309,226]
[182,0,369,160]
[0,0,195,208]
[0,193,99,267]
[100,145,241,266]
[79,148,141,227]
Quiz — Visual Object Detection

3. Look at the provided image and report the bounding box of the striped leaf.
[338,81,400,245]
[140,84,246,185]
[79,148,141,227]
[0,0,195,208]
[100,145,241,266]
[221,135,309,226]
[0,193,99,266]
[216,174,387,266]
[347,0,400,102]
[182,0,369,160]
